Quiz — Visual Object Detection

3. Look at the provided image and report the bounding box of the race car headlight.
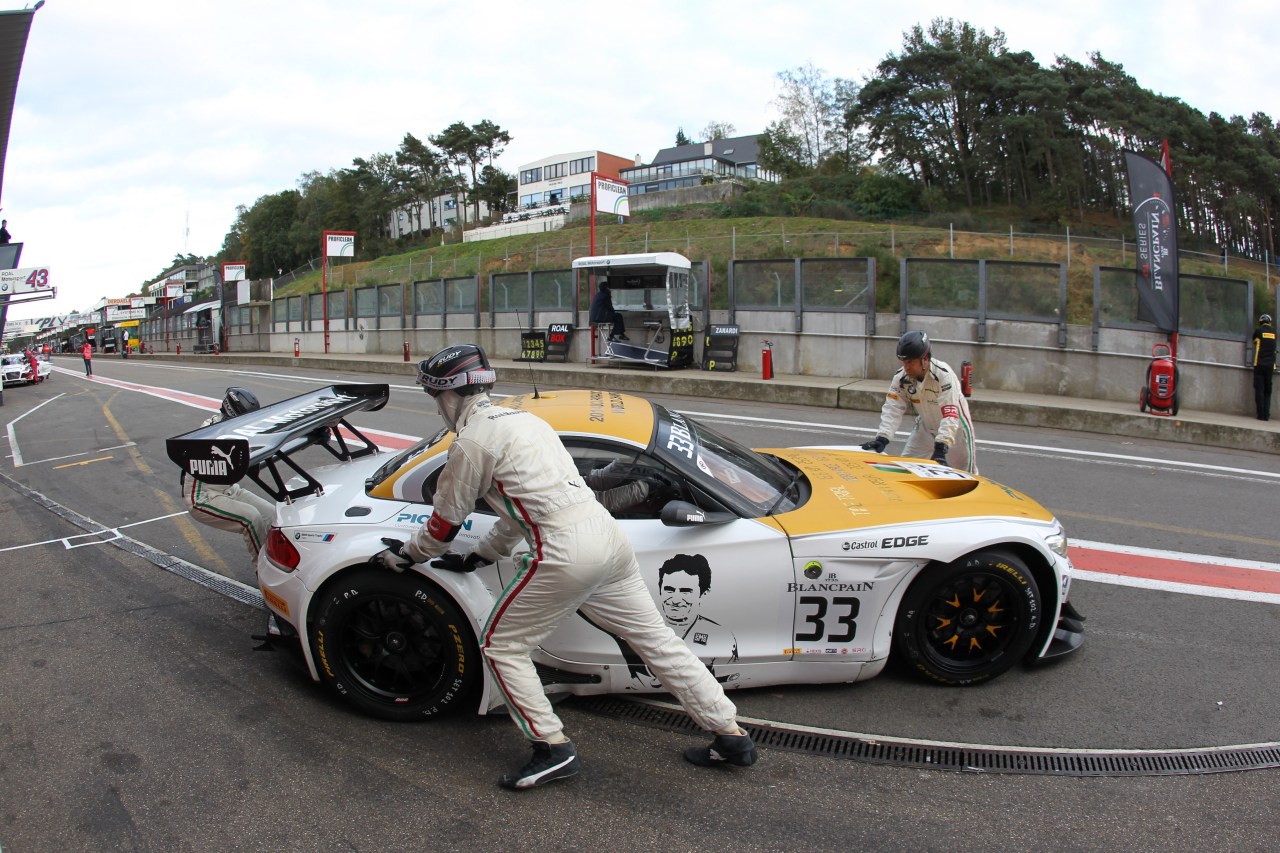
[1044,526,1069,557]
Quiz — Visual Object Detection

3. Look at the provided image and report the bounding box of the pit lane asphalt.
[1,355,1276,850]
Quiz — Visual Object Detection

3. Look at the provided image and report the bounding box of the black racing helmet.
[416,344,496,398]
[1261,313,1273,325]
[221,386,260,418]
[896,330,931,360]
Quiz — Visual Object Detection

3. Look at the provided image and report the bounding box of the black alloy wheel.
[894,549,1042,686]
[312,570,480,721]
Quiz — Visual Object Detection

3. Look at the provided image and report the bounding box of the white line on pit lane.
[5,392,66,467]
[0,511,191,553]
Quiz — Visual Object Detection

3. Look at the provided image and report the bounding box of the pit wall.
[243,310,1263,417]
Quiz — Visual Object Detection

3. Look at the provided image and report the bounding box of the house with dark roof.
[619,134,779,196]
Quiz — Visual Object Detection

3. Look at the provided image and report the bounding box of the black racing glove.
[861,436,889,454]
[430,551,493,573]
[372,537,415,573]
[931,442,950,466]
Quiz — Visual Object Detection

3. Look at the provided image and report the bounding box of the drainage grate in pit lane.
[577,696,1280,777]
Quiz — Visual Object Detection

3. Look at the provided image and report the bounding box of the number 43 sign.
[0,267,52,296]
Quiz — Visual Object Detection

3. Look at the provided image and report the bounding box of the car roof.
[497,389,656,449]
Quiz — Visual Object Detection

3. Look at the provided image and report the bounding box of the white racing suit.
[183,413,276,559]
[404,394,740,743]
[872,357,978,473]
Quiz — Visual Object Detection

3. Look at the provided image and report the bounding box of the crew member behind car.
[589,281,628,341]
[183,387,276,559]
[861,330,977,473]
[371,344,757,791]
[1251,313,1276,421]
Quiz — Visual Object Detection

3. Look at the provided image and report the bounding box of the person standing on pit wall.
[589,281,628,341]
[81,341,93,376]
[861,330,978,473]
[1251,313,1277,421]
[371,344,757,791]
[183,387,276,559]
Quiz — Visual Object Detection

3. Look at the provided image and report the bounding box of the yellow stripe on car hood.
[755,447,1054,536]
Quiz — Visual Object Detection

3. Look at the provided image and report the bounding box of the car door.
[528,439,796,689]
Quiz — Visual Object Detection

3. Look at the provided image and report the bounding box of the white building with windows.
[462,149,631,243]
[389,189,482,240]
[621,134,779,195]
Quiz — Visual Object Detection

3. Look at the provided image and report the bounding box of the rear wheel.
[894,550,1042,686]
[311,569,480,721]
[1139,387,1149,412]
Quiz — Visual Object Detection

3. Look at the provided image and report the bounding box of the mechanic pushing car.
[372,344,758,790]
[862,330,978,473]
[183,387,277,559]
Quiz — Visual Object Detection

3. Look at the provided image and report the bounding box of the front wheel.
[311,569,481,721]
[894,550,1042,686]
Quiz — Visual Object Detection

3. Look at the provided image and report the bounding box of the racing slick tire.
[893,549,1041,686]
[311,569,481,722]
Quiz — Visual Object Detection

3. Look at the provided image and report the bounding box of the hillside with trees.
[155,18,1279,295]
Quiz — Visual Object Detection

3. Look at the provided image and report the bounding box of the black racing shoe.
[498,740,580,790]
[684,732,758,768]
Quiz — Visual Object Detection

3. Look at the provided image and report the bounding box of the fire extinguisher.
[176,343,181,356]
[761,339,774,381]
[293,338,300,358]
[960,361,973,397]
[403,341,411,362]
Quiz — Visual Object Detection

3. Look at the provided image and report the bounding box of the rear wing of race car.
[166,383,390,501]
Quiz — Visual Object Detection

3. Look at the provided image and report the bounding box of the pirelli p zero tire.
[311,569,480,722]
[894,549,1041,686]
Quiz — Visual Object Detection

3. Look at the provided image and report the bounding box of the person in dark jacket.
[1251,313,1277,420]
[589,282,627,341]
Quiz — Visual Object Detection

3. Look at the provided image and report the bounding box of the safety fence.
[250,256,1254,353]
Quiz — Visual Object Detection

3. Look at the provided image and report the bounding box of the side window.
[563,441,685,520]
[422,457,494,515]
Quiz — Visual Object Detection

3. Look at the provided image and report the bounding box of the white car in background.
[1,353,51,386]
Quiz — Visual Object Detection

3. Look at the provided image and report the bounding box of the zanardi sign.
[0,267,51,295]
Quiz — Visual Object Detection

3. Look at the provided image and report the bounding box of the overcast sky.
[3,0,1277,322]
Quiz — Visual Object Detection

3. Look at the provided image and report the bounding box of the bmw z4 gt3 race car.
[167,384,1084,722]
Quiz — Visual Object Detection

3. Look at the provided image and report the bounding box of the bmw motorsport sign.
[0,266,51,295]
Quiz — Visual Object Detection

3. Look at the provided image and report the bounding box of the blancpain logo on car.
[788,580,875,592]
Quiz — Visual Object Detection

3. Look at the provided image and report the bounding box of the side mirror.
[660,500,736,527]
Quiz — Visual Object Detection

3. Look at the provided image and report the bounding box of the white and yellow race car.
[168,384,1084,722]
